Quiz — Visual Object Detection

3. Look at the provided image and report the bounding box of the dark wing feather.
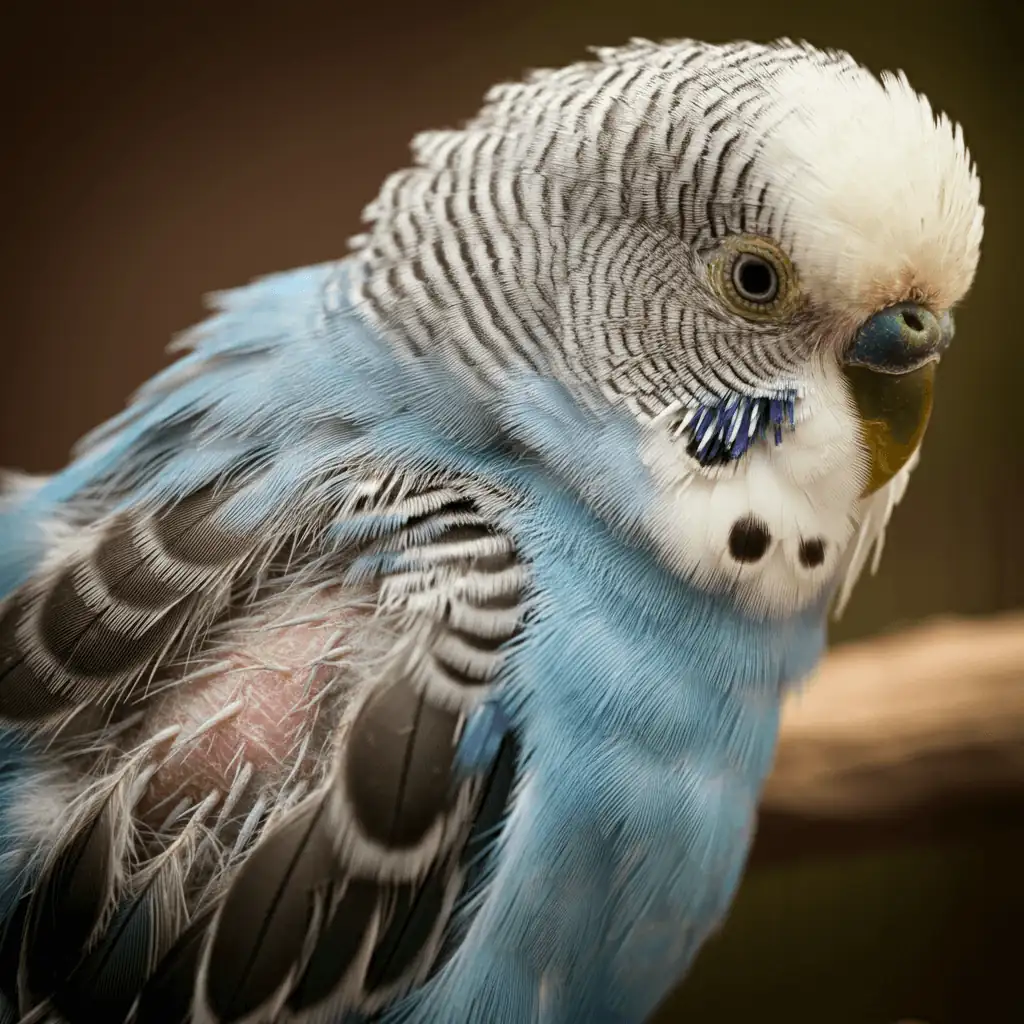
[51,825,196,1024]
[199,793,337,1023]
[0,482,259,725]
[0,894,26,1013]
[275,512,525,1021]
[6,476,526,1023]
[133,906,218,1024]
[460,733,519,878]
[343,676,462,849]
[19,773,134,1013]
[286,879,378,1014]
[363,874,451,994]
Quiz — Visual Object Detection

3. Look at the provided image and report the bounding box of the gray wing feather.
[4,473,526,1024]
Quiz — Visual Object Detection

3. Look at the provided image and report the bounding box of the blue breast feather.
[0,261,828,1023]
[391,497,825,1024]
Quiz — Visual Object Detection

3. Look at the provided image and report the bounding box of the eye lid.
[708,235,802,321]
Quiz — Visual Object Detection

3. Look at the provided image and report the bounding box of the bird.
[0,36,982,1024]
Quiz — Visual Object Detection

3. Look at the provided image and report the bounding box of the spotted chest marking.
[726,515,829,569]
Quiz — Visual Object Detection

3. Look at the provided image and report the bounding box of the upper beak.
[842,302,955,497]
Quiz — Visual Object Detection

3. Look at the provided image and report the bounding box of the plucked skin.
[0,38,981,1024]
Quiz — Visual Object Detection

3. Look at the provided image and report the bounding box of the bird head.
[351,39,983,617]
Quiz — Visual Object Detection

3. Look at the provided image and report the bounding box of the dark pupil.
[736,257,775,300]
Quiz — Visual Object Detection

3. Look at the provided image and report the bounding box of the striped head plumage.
[351,38,984,618]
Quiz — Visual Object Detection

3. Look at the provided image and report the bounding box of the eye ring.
[709,236,801,320]
[731,253,779,304]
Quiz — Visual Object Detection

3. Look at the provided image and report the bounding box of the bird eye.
[731,253,778,304]
[709,236,800,320]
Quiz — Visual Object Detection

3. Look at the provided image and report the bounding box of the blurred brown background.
[1,1,1022,1021]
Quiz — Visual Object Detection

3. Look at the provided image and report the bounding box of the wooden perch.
[764,611,1024,817]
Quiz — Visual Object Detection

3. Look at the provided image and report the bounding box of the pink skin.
[132,596,366,822]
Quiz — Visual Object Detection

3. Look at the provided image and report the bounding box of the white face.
[641,356,866,617]
[611,47,984,620]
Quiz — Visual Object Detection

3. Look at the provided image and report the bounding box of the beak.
[841,302,955,497]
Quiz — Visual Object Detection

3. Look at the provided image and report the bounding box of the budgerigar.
[0,38,982,1024]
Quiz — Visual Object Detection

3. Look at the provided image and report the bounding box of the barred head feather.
[351,37,981,403]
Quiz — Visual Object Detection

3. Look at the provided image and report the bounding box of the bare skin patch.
[130,591,373,826]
